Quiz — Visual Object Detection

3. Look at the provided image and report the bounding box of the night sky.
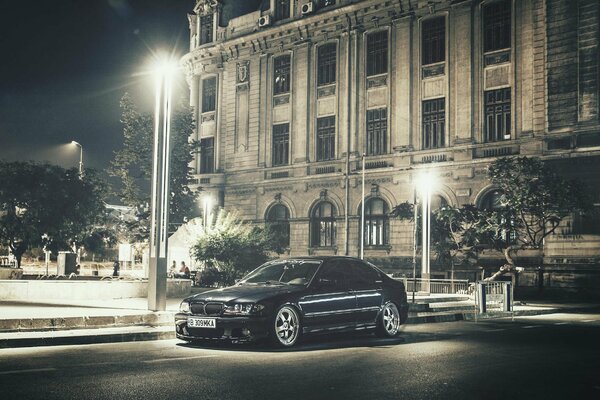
[0,0,195,171]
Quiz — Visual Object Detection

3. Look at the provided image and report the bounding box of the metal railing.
[397,277,470,294]
[475,281,513,312]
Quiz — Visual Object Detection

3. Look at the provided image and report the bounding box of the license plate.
[188,317,216,329]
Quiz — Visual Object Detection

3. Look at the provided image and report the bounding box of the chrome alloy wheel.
[381,302,400,337]
[274,306,300,347]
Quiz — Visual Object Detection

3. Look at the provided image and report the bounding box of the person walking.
[112,260,120,277]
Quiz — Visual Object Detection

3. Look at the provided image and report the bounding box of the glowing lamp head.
[71,141,81,147]
[417,171,436,193]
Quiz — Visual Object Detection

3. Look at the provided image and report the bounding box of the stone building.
[181,0,600,283]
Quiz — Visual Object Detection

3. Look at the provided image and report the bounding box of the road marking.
[142,355,218,364]
[582,320,595,323]
[0,368,57,375]
[554,322,568,325]
[484,328,506,332]
[522,325,541,329]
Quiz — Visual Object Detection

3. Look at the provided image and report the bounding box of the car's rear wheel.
[272,305,301,347]
[376,302,401,338]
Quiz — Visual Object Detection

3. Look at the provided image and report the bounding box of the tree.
[191,209,284,285]
[482,156,590,280]
[108,93,198,240]
[0,161,108,267]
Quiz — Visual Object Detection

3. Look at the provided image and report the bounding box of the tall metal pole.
[412,187,418,303]
[71,141,83,178]
[148,65,173,311]
[360,154,366,260]
[421,182,431,294]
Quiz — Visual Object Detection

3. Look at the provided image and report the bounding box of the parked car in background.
[175,256,409,347]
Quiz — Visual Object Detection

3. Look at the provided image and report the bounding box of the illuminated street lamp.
[417,171,436,294]
[203,196,213,229]
[148,56,177,312]
[71,141,83,178]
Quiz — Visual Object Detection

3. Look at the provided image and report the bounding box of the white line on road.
[0,368,57,375]
[483,329,506,332]
[142,355,219,364]
[554,322,569,325]
[582,320,596,323]
[522,325,541,329]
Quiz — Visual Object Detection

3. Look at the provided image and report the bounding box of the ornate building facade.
[182,0,600,279]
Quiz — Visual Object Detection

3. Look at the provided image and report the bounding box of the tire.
[375,302,401,338]
[272,305,301,347]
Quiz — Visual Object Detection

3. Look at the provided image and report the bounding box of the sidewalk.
[1,292,597,349]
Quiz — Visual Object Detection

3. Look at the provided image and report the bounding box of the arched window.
[430,194,449,211]
[361,198,390,246]
[311,202,337,247]
[266,204,290,247]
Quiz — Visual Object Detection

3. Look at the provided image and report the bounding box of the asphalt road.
[1,313,599,400]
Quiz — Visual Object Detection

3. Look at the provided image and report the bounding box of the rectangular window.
[321,0,336,6]
[484,88,511,142]
[272,124,290,166]
[366,108,387,155]
[422,17,445,65]
[484,0,511,53]
[316,116,336,161]
[422,98,445,149]
[273,55,291,95]
[200,137,214,174]
[366,31,388,77]
[275,0,290,20]
[201,77,216,113]
[199,14,213,45]
[317,43,337,86]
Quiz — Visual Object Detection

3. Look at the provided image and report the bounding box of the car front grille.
[190,302,224,316]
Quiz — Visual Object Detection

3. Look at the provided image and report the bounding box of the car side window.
[346,261,381,290]
[317,261,347,290]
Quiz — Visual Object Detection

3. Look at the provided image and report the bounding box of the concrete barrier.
[0,279,191,301]
[0,268,23,280]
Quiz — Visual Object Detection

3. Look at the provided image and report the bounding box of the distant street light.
[70,141,83,178]
[417,171,436,294]
[203,196,213,229]
[148,56,178,312]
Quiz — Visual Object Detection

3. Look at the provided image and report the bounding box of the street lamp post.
[71,141,83,178]
[203,196,213,229]
[360,154,366,260]
[418,172,435,294]
[148,59,176,312]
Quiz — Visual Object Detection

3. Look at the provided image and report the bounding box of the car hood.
[187,284,305,304]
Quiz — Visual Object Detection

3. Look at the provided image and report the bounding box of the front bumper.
[175,313,269,343]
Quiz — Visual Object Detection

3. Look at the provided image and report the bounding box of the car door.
[298,260,357,333]
[346,260,384,327]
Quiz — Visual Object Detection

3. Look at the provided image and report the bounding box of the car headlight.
[179,301,190,313]
[223,303,265,315]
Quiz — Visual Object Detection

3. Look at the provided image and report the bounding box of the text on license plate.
[188,317,216,328]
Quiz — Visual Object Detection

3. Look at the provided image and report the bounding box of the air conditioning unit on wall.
[258,14,271,27]
[301,1,315,15]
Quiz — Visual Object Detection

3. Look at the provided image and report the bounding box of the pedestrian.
[176,261,190,279]
[169,261,177,278]
[112,260,120,277]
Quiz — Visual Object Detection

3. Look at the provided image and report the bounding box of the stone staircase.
[407,295,477,324]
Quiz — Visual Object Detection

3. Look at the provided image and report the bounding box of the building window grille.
[201,77,216,113]
[273,55,291,95]
[366,31,388,77]
[311,202,337,247]
[361,198,390,246]
[199,137,214,174]
[484,88,511,142]
[422,98,445,149]
[275,0,291,20]
[317,43,337,86]
[366,108,387,155]
[422,17,445,65]
[199,14,213,45]
[483,0,511,53]
[316,116,336,161]
[272,124,290,166]
[266,204,290,247]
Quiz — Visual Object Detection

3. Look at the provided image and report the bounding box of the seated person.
[174,261,190,279]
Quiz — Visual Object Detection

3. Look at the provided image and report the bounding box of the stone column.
[452,3,473,144]
[293,42,311,163]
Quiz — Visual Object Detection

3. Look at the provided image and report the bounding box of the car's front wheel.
[376,302,401,338]
[272,305,301,347]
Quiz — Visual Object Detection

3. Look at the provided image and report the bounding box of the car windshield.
[240,260,321,286]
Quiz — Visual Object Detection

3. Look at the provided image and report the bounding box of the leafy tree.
[0,161,107,267]
[108,93,198,240]
[482,156,590,279]
[191,210,284,285]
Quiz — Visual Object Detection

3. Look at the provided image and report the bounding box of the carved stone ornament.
[195,0,220,16]
[237,61,249,84]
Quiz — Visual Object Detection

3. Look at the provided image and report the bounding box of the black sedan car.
[175,256,409,347]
